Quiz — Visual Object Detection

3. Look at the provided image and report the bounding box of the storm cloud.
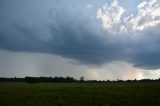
[0,0,160,70]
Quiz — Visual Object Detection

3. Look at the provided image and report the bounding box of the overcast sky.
[0,0,160,80]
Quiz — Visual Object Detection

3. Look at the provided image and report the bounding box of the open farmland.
[0,82,160,106]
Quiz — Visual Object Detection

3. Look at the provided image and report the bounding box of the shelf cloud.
[0,0,160,70]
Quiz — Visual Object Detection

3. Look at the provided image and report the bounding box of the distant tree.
[0,76,160,83]
[80,76,84,81]
[133,78,137,82]
[25,77,38,83]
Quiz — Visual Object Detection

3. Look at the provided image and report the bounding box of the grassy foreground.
[0,82,160,106]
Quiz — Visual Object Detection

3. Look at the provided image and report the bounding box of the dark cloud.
[0,0,160,69]
[128,27,160,69]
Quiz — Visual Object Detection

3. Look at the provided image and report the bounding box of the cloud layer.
[0,0,160,70]
[97,0,160,32]
[0,49,145,80]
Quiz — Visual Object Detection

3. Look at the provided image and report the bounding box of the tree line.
[0,76,160,83]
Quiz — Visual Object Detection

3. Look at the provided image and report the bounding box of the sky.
[0,0,160,80]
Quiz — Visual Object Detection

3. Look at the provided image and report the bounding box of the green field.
[0,82,160,106]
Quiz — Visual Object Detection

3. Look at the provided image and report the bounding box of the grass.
[0,82,160,106]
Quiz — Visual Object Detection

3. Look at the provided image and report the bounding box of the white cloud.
[137,1,147,9]
[97,0,126,34]
[127,0,160,31]
[97,0,160,33]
